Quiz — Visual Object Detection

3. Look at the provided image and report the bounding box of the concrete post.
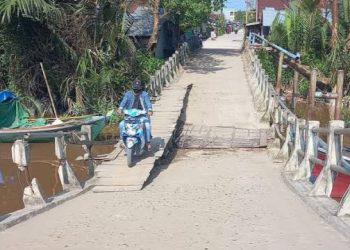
[252,57,259,82]
[155,70,162,94]
[261,89,275,122]
[150,76,157,97]
[257,72,268,112]
[310,120,344,197]
[11,139,30,171]
[172,55,178,73]
[11,139,47,207]
[81,125,94,177]
[256,70,266,107]
[293,121,320,180]
[285,119,306,172]
[253,62,262,97]
[23,178,46,207]
[175,51,181,70]
[167,61,174,83]
[337,184,350,216]
[276,116,294,160]
[164,63,170,85]
[55,136,81,190]
[170,58,176,78]
[254,69,265,103]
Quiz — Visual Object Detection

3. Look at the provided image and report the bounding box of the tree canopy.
[163,0,226,31]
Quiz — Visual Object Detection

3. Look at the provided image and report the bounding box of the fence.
[0,42,190,212]
[243,38,350,217]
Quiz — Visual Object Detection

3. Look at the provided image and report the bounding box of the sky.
[223,0,247,19]
[224,0,247,11]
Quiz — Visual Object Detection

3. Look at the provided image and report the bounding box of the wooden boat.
[0,115,107,143]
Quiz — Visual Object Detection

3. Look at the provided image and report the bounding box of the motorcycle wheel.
[126,147,134,167]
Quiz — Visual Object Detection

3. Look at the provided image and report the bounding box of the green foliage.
[258,49,294,87]
[163,0,226,31]
[136,51,164,76]
[0,0,166,116]
[0,0,61,24]
[216,15,226,36]
[298,79,309,97]
[234,10,256,24]
[257,49,277,85]
[269,13,288,49]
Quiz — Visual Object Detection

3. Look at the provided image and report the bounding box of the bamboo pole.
[292,70,299,112]
[308,69,317,120]
[335,70,344,120]
[276,52,284,95]
[40,62,59,119]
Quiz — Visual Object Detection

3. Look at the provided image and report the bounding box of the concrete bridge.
[1,32,350,249]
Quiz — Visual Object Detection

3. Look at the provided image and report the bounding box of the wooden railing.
[243,39,350,217]
[249,33,343,120]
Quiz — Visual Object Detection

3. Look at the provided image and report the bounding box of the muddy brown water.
[0,125,119,216]
[292,100,350,146]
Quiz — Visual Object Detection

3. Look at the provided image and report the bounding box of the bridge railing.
[243,39,350,217]
[149,43,190,98]
[0,43,190,213]
[248,33,344,120]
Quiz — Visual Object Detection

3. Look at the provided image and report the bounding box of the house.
[128,1,180,59]
[255,0,290,36]
[256,0,290,23]
[255,0,328,36]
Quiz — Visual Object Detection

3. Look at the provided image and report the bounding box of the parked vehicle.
[121,109,147,167]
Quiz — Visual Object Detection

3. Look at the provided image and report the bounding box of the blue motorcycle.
[121,109,147,167]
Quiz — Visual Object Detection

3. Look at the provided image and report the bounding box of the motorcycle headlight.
[127,140,135,148]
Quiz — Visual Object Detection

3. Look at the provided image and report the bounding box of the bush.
[298,79,309,97]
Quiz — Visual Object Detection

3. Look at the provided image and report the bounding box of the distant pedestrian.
[211,30,216,40]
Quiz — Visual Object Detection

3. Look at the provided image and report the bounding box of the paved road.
[0,33,349,249]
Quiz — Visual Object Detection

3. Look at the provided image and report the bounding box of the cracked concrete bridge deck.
[0,32,349,249]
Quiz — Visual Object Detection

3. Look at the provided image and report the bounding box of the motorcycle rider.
[118,79,153,151]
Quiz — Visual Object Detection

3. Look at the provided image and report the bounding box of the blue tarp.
[0,91,17,103]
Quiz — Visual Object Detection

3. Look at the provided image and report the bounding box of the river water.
[0,125,118,215]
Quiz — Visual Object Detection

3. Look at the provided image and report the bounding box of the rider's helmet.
[132,79,143,93]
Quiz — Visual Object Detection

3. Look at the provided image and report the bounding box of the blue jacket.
[119,91,153,111]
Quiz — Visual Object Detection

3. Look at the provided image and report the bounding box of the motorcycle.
[121,109,147,167]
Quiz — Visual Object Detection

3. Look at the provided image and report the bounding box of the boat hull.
[0,116,107,143]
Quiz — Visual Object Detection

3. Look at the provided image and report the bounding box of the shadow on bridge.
[144,84,193,188]
[185,48,241,75]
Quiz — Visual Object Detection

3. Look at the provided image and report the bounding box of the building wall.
[256,0,290,22]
